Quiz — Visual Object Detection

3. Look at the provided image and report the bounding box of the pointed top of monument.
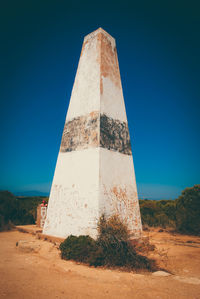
[84,28,116,47]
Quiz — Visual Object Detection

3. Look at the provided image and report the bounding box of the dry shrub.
[59,215,156,271]
[131,235,155,256]
[95,215,155,269]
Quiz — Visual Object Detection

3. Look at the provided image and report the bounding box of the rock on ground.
[16,240,41,253]
[152,271,171,277]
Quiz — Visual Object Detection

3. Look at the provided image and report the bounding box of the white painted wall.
[99,148,142,238]
[44,146,142,239]
[43,148,100,238]
[66,34,100,122]
[101,76,127,123]
[65,27,128,123]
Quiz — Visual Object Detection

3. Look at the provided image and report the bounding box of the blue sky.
[0,0,199,199]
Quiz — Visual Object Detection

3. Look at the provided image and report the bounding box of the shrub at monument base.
[59,215,156,271]
[59,235,100,263]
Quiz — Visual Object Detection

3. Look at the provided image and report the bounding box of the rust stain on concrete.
[80,29,121,94]
[99,32,121,93]
[111,186,128,202]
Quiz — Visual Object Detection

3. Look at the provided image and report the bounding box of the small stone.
[152,271,171,277]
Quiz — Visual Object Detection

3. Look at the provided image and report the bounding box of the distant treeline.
[140,184,200,235]
[0,185,199,235]
[0,191,48,230]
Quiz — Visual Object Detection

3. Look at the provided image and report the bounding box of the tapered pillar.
[43,28,142,239]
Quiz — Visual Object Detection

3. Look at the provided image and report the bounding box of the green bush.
[59,235,99,263]
[0,190,48,228]
[139,199,176,228]
[139,185,200,235]
[0,191,17,231]
[175,185,200,235]
[59,215,155,271]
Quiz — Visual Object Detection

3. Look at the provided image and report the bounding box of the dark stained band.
[60,112,99,152]
[100,114,132,155]
[60,113,132,155]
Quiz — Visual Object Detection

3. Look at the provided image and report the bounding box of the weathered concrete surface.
[60,112,132,155]
[60,112,99,152]
[15,225,65,244]
[100,114,132,155]
[44,148,100,238]
[16,225,42,234]
[43,28,142,239]
[36,206,47,228]
[99,148,142,238]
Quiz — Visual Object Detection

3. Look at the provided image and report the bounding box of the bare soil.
[0,228,200,299]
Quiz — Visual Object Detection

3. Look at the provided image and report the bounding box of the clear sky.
[0,0,199,199]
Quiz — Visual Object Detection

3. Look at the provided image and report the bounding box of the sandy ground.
[0,229,200,299]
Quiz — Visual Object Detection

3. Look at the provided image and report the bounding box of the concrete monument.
[43,28,142,239]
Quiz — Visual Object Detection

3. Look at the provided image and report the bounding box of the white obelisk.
[43,28,142,239]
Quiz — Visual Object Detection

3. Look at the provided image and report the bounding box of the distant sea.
[14,191,49,197]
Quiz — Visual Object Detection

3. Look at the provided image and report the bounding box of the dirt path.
[0,230,200,298]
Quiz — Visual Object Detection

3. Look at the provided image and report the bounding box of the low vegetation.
[0,191,47,231]
[139,199,176,229]
[140,184,200,235]
[59,215,156,270]
[0,185,199,235]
